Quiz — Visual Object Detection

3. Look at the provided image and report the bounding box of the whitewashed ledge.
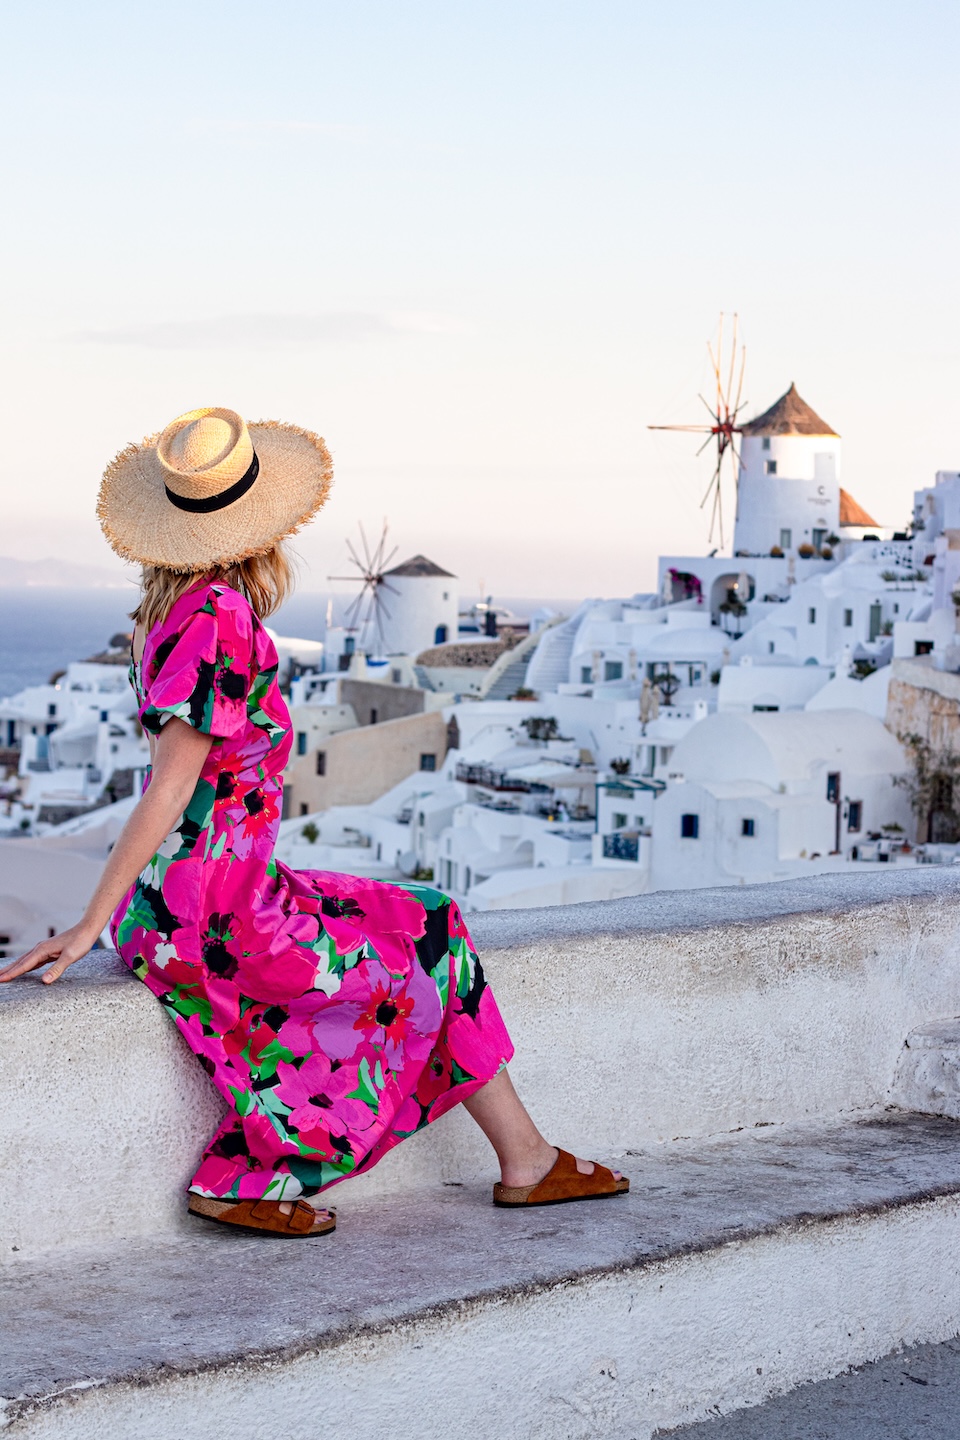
[3,870,960,1264]
[7,872,960,1440]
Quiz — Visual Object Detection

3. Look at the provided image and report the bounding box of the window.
[752,704,779,712]
[296,731,307,756]
[369,708,378,725]
[869,603,882,642]
[915,640,934,656]
[812,529,826,551]
[47,702,56,717]
[762,437,771,451]
[768,642,775,654]
[844,609,853,627]
[780,528,792,550]
[826,771,840,804]
[634,814,645,829]
[419,753,437,772]
[848,800,863,833]
[659,746,673,764]
[808,607,817,624]
[316,751,326,776]
[765,460,778,475]
[612,812,628,828]
[464,867,472,889]
[344,636,355,656]
[604,660,623,682]
[391,668,402,684]
[681,813,699,839]
[742,818,756,837]
[299,802,309,816]
[417,812,425,826]
[434,624,448,644]
[581,666,592,684]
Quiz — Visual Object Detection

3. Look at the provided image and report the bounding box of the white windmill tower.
[329,526,459,658]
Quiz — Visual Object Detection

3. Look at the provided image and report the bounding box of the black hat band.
[164,451,259,514]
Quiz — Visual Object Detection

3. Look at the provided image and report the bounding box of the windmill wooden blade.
[726,314,738,404]
[358,521,373,572]
[648,424,713,433]
[648,311,745,551]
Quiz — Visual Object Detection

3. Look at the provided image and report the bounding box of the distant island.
[0,556,134,588]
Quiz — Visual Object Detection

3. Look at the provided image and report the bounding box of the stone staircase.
[6,871,960,1437]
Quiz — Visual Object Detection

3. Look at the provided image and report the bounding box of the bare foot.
[500,1141,623,1189]
[278,1198,335,1223]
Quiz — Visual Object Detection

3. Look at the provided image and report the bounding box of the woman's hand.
[0,920,103,986]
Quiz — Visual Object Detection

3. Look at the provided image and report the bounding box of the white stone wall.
[6,871,960,1262]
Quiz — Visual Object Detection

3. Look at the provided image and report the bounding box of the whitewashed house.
[649,711,911,890]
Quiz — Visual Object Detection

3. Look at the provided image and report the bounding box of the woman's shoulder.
[161,579,255,635]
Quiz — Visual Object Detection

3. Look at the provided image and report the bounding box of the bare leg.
[463,1067,621,1187]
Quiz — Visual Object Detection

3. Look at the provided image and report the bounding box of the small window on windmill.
[844,609,853,627]
[765,460,777,476]
[762,438,771,451]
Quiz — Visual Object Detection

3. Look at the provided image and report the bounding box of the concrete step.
[4,1114,960,1439]
[659,1335,960,1437]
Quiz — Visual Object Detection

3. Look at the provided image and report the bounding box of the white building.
[649,710,911,891]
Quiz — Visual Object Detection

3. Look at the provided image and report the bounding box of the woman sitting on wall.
[0,407,628,1236]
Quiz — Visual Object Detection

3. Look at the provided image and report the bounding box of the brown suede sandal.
[493,1147,630,1208]
[187,1194,336,1237]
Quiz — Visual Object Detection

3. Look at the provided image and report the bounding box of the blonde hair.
[131,544,295,633]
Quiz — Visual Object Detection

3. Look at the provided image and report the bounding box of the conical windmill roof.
[740,383,838,437]
[384,553,455,578]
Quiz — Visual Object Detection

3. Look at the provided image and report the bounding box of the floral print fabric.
[111,580,513,1200]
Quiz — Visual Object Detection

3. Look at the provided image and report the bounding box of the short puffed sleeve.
[140,587,254,740]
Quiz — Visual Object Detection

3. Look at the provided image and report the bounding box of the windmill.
[327,521,399,654]
[648,313,747,548]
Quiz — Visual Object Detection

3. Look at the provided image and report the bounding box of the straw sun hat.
[97,407,333,572]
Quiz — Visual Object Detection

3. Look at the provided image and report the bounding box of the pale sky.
[1,1,958,596]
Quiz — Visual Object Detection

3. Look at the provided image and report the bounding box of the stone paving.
[663,1336,960,1438]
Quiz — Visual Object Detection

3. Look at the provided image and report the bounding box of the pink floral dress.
[111,580,513,1201]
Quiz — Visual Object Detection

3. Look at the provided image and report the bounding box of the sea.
[0,588,568,698]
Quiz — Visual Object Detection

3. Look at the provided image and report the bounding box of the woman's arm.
[0,718,213,987]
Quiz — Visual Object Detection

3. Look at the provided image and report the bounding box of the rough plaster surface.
[661,1335,960,1438]
[6,870,960,1261]
[4,1116,960,1438]
[893,1019,960,1120]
